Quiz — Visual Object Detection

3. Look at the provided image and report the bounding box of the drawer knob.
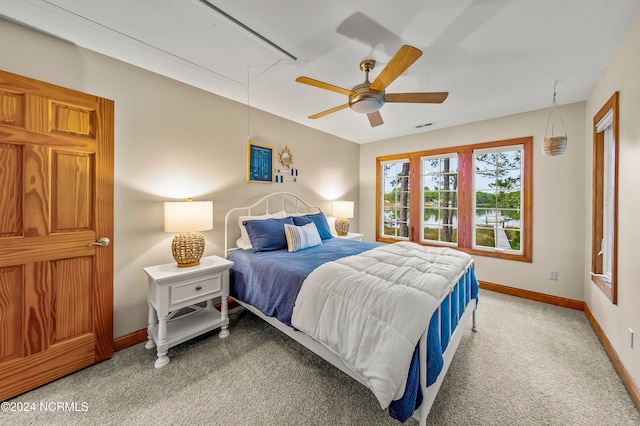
[195,286,202,291]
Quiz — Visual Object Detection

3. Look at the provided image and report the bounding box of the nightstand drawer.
[170,275,222,305]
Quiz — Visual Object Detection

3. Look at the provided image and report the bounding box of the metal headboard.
[224,192,322,256]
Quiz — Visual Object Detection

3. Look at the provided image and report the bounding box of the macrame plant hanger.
[542,81,567,156]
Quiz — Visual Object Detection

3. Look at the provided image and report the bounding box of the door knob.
[88,237,111,247]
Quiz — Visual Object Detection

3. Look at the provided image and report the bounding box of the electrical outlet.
[629,328,634,349]
[547,270,558,280]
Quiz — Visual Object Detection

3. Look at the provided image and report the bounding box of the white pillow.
[238,214,273,249]
[271,210,288,219]
[235,237,250,250]
[284,223,322,253]
[326,216,338,236]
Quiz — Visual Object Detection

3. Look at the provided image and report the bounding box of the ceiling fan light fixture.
[349,83,385,114]
[349,97,384,114]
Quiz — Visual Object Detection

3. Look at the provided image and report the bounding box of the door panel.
[52,257,93,343]
[52,150,94,232]
[0,143,22,236]
[0,70,113,401]
[0,266,23,361]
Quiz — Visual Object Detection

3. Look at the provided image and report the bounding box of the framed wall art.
[246,141,274,183]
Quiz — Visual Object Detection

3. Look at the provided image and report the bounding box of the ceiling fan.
[295,45,448,127]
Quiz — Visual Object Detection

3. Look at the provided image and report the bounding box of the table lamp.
[164,198,213,267]
[332,200,354,236]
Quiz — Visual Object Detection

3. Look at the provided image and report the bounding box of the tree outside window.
[376,137,532,262]
[381,160,410,239]
[422,155,458,244]
[473,147,523,253]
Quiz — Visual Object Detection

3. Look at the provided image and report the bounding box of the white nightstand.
[143,255,234,368]
[335,232,364,241]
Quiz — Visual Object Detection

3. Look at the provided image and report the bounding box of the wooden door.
[0,70,114,400]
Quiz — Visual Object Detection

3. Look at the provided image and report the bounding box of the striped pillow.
[284,223,322,253]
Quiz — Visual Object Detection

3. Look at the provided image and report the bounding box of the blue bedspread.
[228,239,478,423]
[229,238,379,327]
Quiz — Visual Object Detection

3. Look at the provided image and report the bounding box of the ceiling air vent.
[415,122,435,129]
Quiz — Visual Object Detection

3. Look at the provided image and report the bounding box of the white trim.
[596,108,614,133]
[601,124,615,281]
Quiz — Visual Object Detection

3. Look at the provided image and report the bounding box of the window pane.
[497,169,521,190]
[423,160,439,174]
[475,153,497,170]
[475,171,496,190]
[424,225,458,243]
[440,191,458,208]
[504,229,521,251]
[424,208,439,225]
[475,228,495,248]
[476,192,495,208]
[499,150,521,169]
[497,190,521,209]
[442,173,457,189]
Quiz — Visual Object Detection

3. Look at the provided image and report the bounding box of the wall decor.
[279,146,294,168]
[275,167,298,183]
[247,141,274,183]
[275,146,298,183]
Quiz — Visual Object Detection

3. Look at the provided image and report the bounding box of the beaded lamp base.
[172,231,205,267]
[335,217,350,236]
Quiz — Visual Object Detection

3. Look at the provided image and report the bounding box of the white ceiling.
[2,0,639,144]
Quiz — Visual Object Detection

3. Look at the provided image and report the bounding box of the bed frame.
[224,192,477,426]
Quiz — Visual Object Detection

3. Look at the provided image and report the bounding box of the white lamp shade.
[332,200,354,218]
[164,200,213,232]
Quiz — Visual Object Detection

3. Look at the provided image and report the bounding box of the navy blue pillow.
[292,213,333,240]
[243,217,294,252]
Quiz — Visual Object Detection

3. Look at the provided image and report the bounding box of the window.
[473,146,523,254]
[376,137,532,262]
[380,159,410,239]
[591,92,619,304]
[421,155,458,245]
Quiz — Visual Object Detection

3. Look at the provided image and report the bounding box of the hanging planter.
[542,81,567,156]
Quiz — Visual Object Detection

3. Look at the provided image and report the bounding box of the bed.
[224,192,478,425]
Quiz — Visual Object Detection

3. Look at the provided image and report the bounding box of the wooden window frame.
[376,136,532,262]
[591,92,619,304]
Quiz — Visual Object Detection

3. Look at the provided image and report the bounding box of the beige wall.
[360,102,587,301]
[3,14,638,393]
[0,19,360,338]
[585,16,640,391]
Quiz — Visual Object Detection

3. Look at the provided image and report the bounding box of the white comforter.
[291,241,472,408]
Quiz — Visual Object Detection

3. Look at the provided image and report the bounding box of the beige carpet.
[4,289,640,425]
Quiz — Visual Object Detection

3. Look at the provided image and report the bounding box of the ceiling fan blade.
[296,77,354,96]
[369,45,422,92]
[308,103,350,119]
[367,111,384,127]
[386,92,449,104]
